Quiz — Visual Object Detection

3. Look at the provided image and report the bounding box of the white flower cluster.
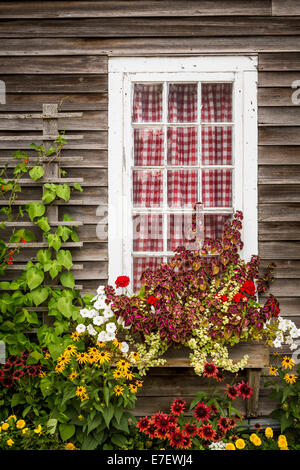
[75,285,130,351]
[208,441,226,450]
[271,316,300,350]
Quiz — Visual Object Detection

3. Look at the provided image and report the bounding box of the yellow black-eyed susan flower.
[269,366,278,376]
[76,385,87,397]
[281,356,295,370]
[97,351,111,365]
[76,352,88,365]
[284,373,297,385]
[114,385,124,396]
[64,345,77,357]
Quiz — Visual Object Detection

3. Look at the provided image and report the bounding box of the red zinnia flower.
[169,429,186,449]
[115,276,130,288]
[237,381,253,400]
[203,362,218,378]
[27,365,38,376]
[198,424,216,441]
[137,416,150,433]
[193,402,211,423]
[217,416,231,432]
[212,428,225,442]
[20,238,27,244]
[147,295,158,306]
[226,384,239,400]
[170,398,186,416]
[2,362,12,371]
[183,422,197,437]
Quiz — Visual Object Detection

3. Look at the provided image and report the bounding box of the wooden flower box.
[160,342,269,418]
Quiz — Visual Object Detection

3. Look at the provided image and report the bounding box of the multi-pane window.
[108,57,258,292]
[131,82,234,289]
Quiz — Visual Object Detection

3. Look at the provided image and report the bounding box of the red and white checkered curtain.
[132,83,232,289]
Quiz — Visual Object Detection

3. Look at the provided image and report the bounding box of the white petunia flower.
[97,331,108,343]
[76,324,86,334]
[105,331,116,342]
[106,322,116,334]
[87,324,97,336]
[97,285,105,295]
[103,307,114,319]
[120,341,129,354]
[93,298,107,310]
[93,315,105,326]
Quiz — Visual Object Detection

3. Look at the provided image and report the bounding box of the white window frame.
[108,57,258,287]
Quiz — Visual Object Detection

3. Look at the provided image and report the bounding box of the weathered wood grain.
[0,56,107,73]
[1,94,108,111]
[259,185,300,203]
[0,75,107,93]
[259,107,300,126]
[259,52,300,71]
[259,146,300,165]
[259,127,300,145]
[0,1,272,18]
[259,222,300,241]
[259,203,300,221]
[272,0,300,16]
[258,88,298,106]
[259,72,300,87]
[259,242,300,260]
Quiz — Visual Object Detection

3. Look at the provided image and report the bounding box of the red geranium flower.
[217,416,231,432]
[198,424,216,441]
[170,398,186,416]
[193,402,211,423]
[137,416,150,433]
[220,295,227,302]
[203,362,218,378]
[241,280,256,296]
[169,429,186,449]
[147,295,158,306]
[115,276,130,288]
[237,381,253,400]
[182,422,197,437]
[232,292,244,303]
[226,384,240,400]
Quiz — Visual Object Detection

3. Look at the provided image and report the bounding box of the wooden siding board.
[0,56,107,74]
[272,0,300,16]
[259,146,300,165]
[0,75,107,93]
[0,1,272,18]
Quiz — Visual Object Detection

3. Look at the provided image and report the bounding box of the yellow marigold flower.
[76,385,87,397]
[7,415,16,422]
[76,352,89,364]
[280,446,289,450]
[65,442,76,450]
[16,419,26,429]
[113,369,124,380]
[69,371,79,381]
[97,351,111,365]
[225,442,235,450]
[64,345,77,357]
[235,438,245,450]
[281,356,295,370]
[116,359,130,371]
[22,428,29,434]
[252,436,261,447]
[71,331,81,342]
[34,424,42,435]
[250,433,259,444]
[114,385,124,396]
[284,373,297,385]
[2,423,9,431]
[269,366,278,376]
[129,384,138,394]
[265,427,273,439]
[278,435,288,448]
[7,439,14,447]
[55,363,65,373]
[57,354,71,365]
[78,415,83,420]
[136,380,143,388]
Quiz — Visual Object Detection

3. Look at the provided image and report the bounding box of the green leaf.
[111,433,127,448]
[63,214,74,222]
[47,418,58,435]
[57,296,73,318]
[102,404,114,428]
[0,281,11,290]
[36,216,50,233]
[29,165,44,181]
[114,407,123,425]
[47,233,61,251]
[103,386,110,407]
[49,260,61,279]
[56,250,73,270]
[37,249,51,265]
[88,415,104,435]
[30,287,49,306]
[56,184,70,202]
[42,189,56,204]
[82,435,99,450]
[57,225,72,242]
[73,182,83,192]
[59,423,75,442]
[26,202,45,221]
[71,230,79,242]
[25,266,44,290]
[11,393,26,408]
[60,272,75,289]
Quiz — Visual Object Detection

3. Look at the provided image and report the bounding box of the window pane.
[167,127,197,165]
[204,214,231,239]
[133,214,163,252]
[201,126,232,165]
[167,213,196,251]
[168,83,198,122]
[133,257,163,291]
[167,170,198,208]
[201,83,232,122]
[202,170,232,208]
[133,170,163,208]
[134,128,164,166]
[133,84,163,123]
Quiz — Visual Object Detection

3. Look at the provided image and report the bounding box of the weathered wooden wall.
[0,0,299,418]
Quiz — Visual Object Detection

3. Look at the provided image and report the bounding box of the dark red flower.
[153,412,169,432]
[0,369,4,379]
[183,422,197,437]
[147,295,158,306]
[193,402,211,423]
[170,398,186,416]
[209,404,218,414]
[198,424,216,441]
[155,427,169,440]
[145,420,157,439]
[181,436,193,449]
[226,384,240,400]
[232,292,244,303]
[115,276,130,288]
[237,381,253,400]
[1,376,13,388]
[2,362,12,371]
[137,416,150,433]
[254,423,263,430]
[27,366,39,376]
[217,416,231,432]
[203,362,218,378]
[169,429,186,449]
[213,428,225,442]
[12,370,24,380]
[214,369,225,382]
